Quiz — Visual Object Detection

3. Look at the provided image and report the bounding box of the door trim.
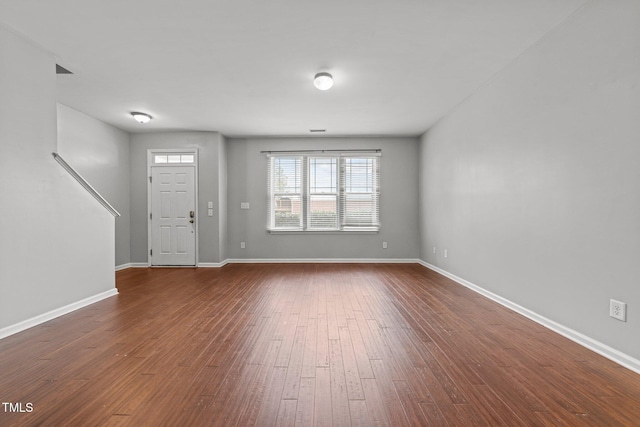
[147,148,199,267]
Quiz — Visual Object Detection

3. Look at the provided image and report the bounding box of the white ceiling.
[0,0,586,136]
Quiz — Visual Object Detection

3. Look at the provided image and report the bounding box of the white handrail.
[52,152,121,217]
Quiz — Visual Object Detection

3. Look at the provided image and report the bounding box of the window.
[342,157,378,228]
[309,157,338,229]
[270,157,302,229]
[267,152,380,232]
[153,154,195,164]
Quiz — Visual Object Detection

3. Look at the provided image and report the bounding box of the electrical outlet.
[240,242,246,249]
[444,249,448,258]
[382,242,388,249]
[610,299,626,322]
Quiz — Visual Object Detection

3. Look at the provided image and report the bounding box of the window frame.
[340,156,380,231]
[307,156,340,231]
[269,156,304,231]
[267,151,380,233]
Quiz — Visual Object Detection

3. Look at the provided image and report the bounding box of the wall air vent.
[56,64,73,74]
[309,129,326,133]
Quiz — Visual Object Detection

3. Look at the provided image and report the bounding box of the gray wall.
[0,24,115,330]
[218,135,229,261]
[226,137,419,259]
[57,104,131,267]
[130,131,224,264]
[419,0,640,359]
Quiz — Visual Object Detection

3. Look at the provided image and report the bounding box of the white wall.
[57,104,131,268]
[226,137,419,260]
[0,25,116,334]
[419,0,640,362]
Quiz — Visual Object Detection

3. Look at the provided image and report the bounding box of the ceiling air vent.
[56,64,73,74]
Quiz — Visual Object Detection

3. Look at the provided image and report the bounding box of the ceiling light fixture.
[313,72,333,91]
[131,112,152,124]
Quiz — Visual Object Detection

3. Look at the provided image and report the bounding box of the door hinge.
[150,212,152,220]
[150,249,153,256]
[149,176,152,183]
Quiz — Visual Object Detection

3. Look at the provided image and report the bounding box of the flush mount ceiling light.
[131,112,152,124]
[313,72,333,90]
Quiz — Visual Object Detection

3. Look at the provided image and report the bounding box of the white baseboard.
[118,259,418,269]
[0,288,119,340]
[115,262,149,270]
[225,258,420,264]
[198,260,229,268]
[417,260,640,375]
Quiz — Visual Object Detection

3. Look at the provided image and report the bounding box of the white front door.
[150,166,196,266]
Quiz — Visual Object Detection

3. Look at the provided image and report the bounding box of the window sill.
[267,229,379,235]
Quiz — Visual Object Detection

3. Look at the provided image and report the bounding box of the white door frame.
[147,148,199,266]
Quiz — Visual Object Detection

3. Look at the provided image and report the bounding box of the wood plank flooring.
[1,263,639,426]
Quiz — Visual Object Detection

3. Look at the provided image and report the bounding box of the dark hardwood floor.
[1,263,639,426]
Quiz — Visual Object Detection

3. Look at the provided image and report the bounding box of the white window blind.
[308,157,338,230]
[268,156,303,230]
[340,156,380,231]
[267,151,380,232]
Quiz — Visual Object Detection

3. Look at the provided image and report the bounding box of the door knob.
[189,210,195,218]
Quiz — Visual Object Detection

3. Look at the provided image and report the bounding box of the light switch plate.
[207,201,213,209]
[208,209,213,217]
[241,202,250,209]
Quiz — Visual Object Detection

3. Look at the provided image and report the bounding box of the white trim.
[268,230,379,235]
[122,259,417,268]
[147,148,199,267]
[0,289,119,340]
[225,258,420,264]
[130,262,150,268]
[417,260,640,375]
[115,263,150,270]
[198,260,230,268]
